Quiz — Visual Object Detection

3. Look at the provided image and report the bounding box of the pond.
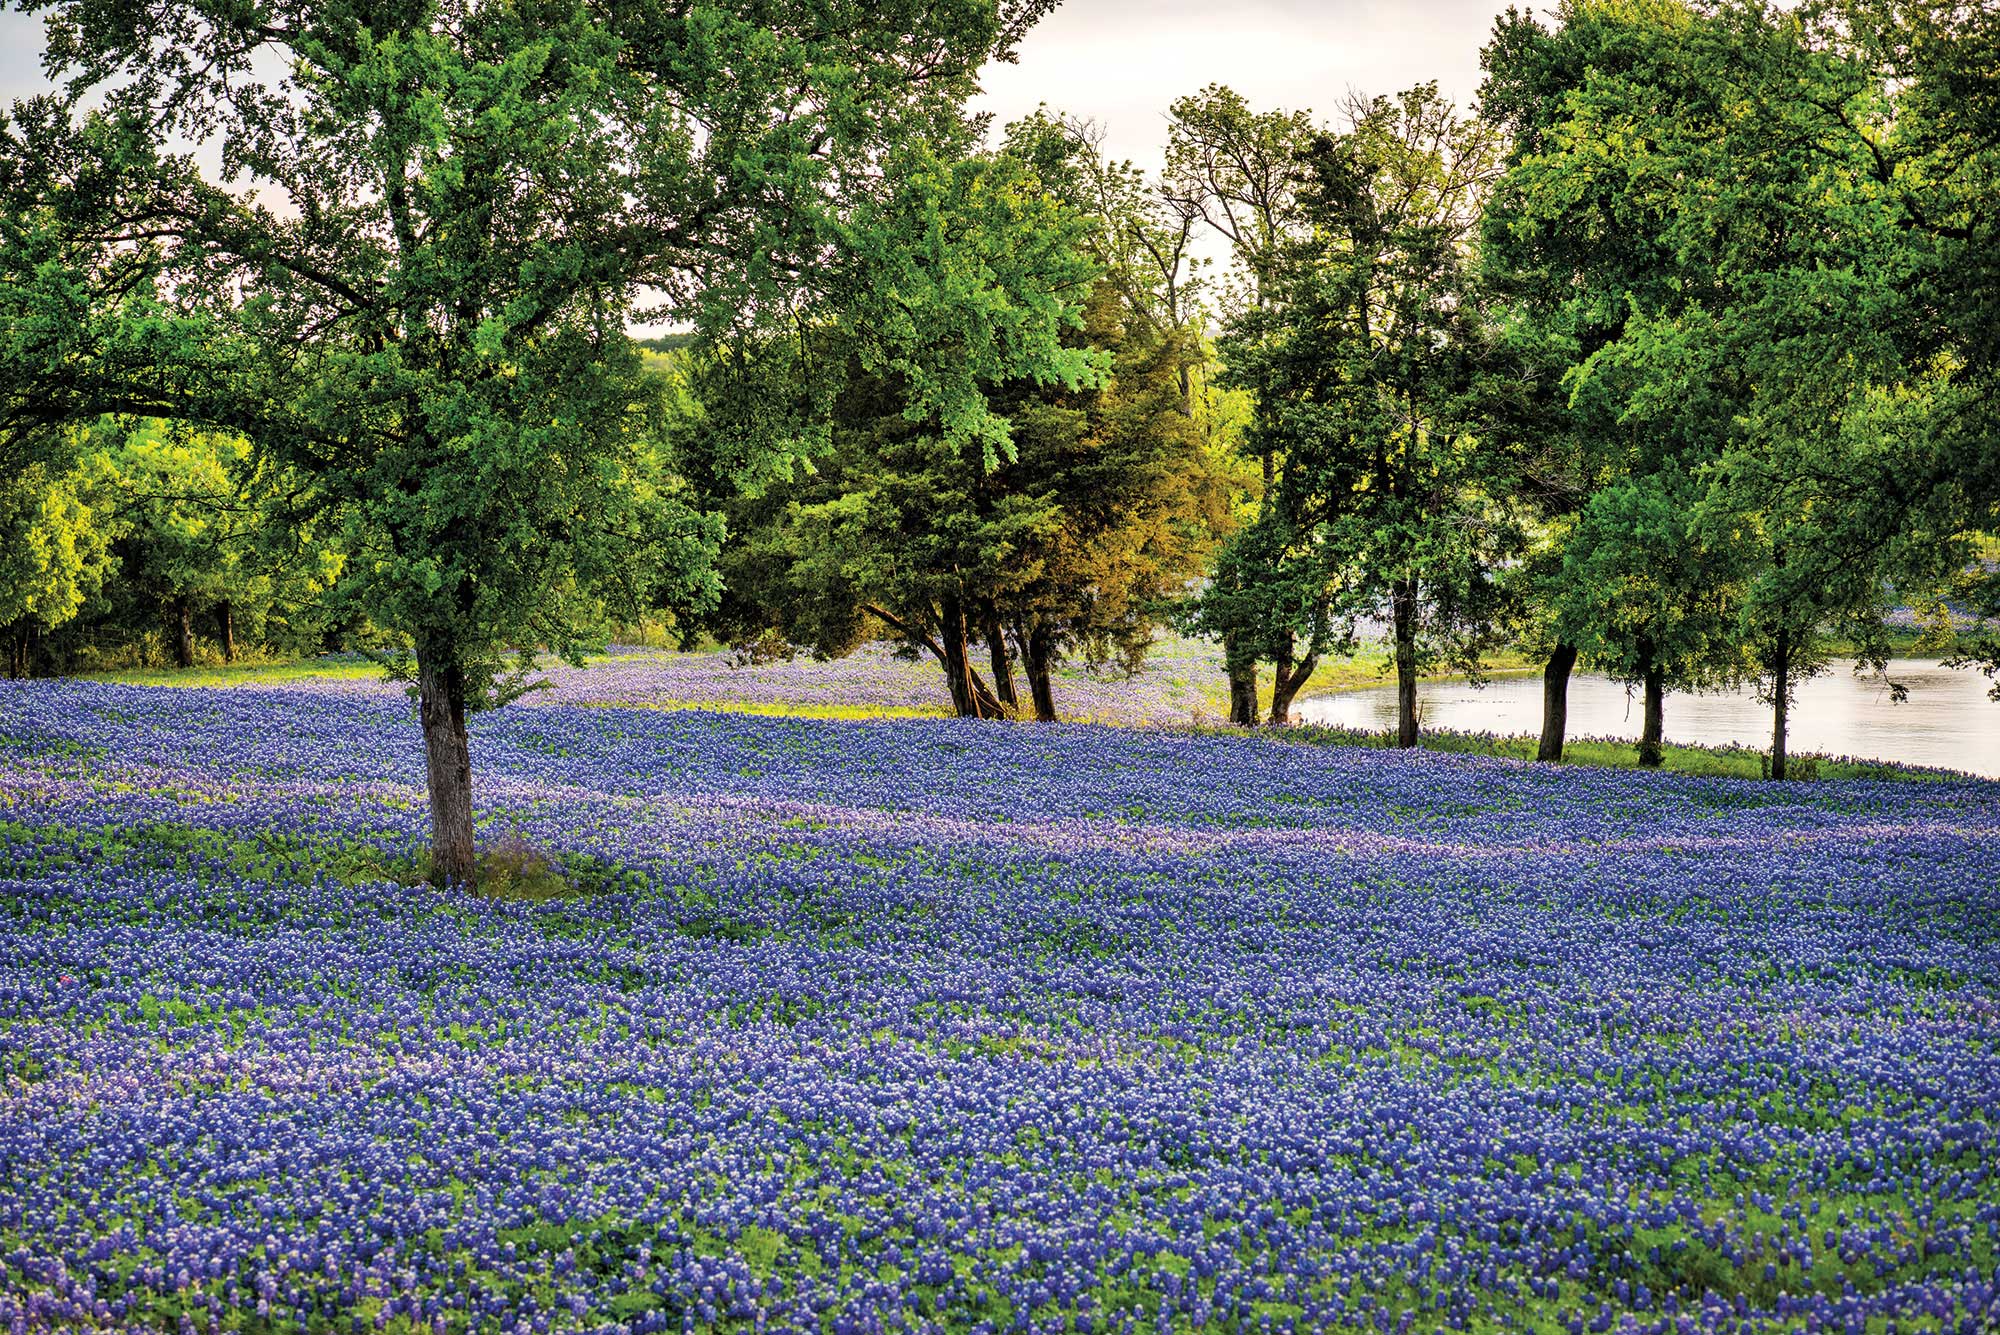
[1295,657,2000,778]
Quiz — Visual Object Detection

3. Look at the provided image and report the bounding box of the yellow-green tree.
[0,457,114,677]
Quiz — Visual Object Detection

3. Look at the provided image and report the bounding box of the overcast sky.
[2,0,1519,147]
[0,0,1525,323]
[0,8,43,105]
[972,0,1518,174]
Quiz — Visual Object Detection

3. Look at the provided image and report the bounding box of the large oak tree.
[0,0,1075,882]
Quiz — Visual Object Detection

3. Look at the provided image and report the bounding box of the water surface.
[1296,658,2000,777]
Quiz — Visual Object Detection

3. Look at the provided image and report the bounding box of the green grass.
[1079,643,1541,722]
[1289,648,1539,703]
[78,658,388,687]
[0,815,641,905]
[579,698,948,721]
[0,815,419,889]
[76,649,643,688]
[60,644,1965,782]
[1228,722,1948,782]
[1829,624,1945,656]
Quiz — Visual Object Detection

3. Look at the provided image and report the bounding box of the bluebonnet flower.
[0,679,1995,1333]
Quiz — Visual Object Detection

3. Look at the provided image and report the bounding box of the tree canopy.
[1,0,1083,881]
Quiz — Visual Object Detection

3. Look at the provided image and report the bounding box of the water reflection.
[1295,658,2000,778]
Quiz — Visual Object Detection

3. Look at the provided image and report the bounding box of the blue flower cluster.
[2,680,1996,1334]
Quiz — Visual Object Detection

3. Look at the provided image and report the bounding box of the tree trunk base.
[172,599,196,670]
[1637,662,1665,768]
[417,649,478,888]
[983,606,1017,712]
[1025,622,1059,722]
[1770,627,1791,781]
[1392,578,1419,749]
[1268,647,1317,726]
[1224,633,1258,727]
[1536,643,1577,764]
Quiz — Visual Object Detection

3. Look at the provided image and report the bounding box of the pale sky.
[972,0,1518,175]
[2,1,1518,148]
[0,9,45,105]
[0,0,1524,316]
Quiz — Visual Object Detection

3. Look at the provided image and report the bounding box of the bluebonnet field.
[2,675,1997,1335]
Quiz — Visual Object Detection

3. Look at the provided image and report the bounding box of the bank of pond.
[1298,657,1997,779]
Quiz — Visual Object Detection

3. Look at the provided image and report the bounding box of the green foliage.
[1245,723,1940,783]
[1,418,345,675]
[0,454,113,660]
[832,141,1107,472]
[1480,1,1753,708]
[689,122,1227,720]
[6,0,1994,780]
[468,840,585,903]
[1556,469,1746,692]
[2,0,1078,873]
[1477,0,2000,766]
[1214,85,1517,740]
[985,283,1232,682]
[1162,85,1318,312]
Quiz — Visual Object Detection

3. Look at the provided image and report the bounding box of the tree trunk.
[1536,643,1578,763]
[981,603,1018,710]
[937,596,976,717]
[1637,645,1665,768]
[216,602,236,663]
[1769,625,1791,781]
[1024,620,1058,723]
[171,598,195,669]
[6,625,24,680]
[1391,577,1419,748]
[965,664,1006,719]
[416,647,478,888]
[1224,631,1258,727]
[1268,639,1318,726]
[937,592,1001,719]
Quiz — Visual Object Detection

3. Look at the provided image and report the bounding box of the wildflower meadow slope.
[2,679,1996,1334]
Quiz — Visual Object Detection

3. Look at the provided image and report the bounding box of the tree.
[693,277,1223,726]
[1163,85,1319,725]
[989,112,1232,719]
[4,0,1065,884]
[689,113,1228,724]
[1704,0,2000,736]
[1479,0,1730,763]
[1220,86,1513,748]
[1190,509,1344,727]
[678,133,1109,720]
[1163,86,1317,318]
[1555,470,1747,766]
[1009,109,1207,337]
[983,284,1230,719]
[0,453,113,677]
[66,421,345,669]
[1813,0,2000,611]
[1488,0,1994,773]
[94,424,255,668]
